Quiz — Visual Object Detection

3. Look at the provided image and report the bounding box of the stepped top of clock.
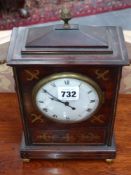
[7,24,129,65]
[24,25,109,50]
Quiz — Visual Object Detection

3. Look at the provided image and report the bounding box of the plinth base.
[20,136,116,160]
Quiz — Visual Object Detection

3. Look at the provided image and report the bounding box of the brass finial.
[60,7,72,27]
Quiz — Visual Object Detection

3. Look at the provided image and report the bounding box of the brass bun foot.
[22,158,30,163]
[105,159,114,163]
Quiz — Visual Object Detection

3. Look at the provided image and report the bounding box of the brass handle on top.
[60,7,72,27]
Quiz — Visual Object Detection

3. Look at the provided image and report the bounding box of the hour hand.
[49,97,76,110]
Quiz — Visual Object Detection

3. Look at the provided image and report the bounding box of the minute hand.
[43,89,75,110]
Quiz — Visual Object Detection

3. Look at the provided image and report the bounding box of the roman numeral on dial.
[51,82,56,87]
[86,108,92,112]
[64,80,70,85]
[90,100,96,103]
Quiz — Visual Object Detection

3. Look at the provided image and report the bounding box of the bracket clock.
[7,10,129,162]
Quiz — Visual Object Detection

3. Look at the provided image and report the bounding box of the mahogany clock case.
[7,24,129,160]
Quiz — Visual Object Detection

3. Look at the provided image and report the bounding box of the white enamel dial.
[33,73,103,123]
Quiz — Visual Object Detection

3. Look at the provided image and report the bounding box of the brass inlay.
[31,113,44,123]
[95,69,110,81]
[81,133,100,141]
[37,132,100,142]
[24,69,40,81]
[38,133,52,141]
[91,114,105,124]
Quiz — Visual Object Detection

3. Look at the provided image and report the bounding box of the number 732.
[61,91,76,98]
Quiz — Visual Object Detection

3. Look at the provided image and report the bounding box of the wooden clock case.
[7,22,129,160]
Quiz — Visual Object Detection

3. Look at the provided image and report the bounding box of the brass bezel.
[32,72,104,123]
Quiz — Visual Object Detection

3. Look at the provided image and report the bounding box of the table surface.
[0,93,131,175]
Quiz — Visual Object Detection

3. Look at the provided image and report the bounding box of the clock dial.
[33,73,103,123]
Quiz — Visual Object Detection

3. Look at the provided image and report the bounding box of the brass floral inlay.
[24,69,40,81]
[31,113,44,123]
[91,114,105,124]
[95,69,110,81]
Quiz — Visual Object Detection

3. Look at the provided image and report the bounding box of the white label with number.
[58,87,79,101]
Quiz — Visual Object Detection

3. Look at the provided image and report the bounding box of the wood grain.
[0,93,131,175]
[15,65,121,148]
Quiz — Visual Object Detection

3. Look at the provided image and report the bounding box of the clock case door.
[7,23,129,160]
